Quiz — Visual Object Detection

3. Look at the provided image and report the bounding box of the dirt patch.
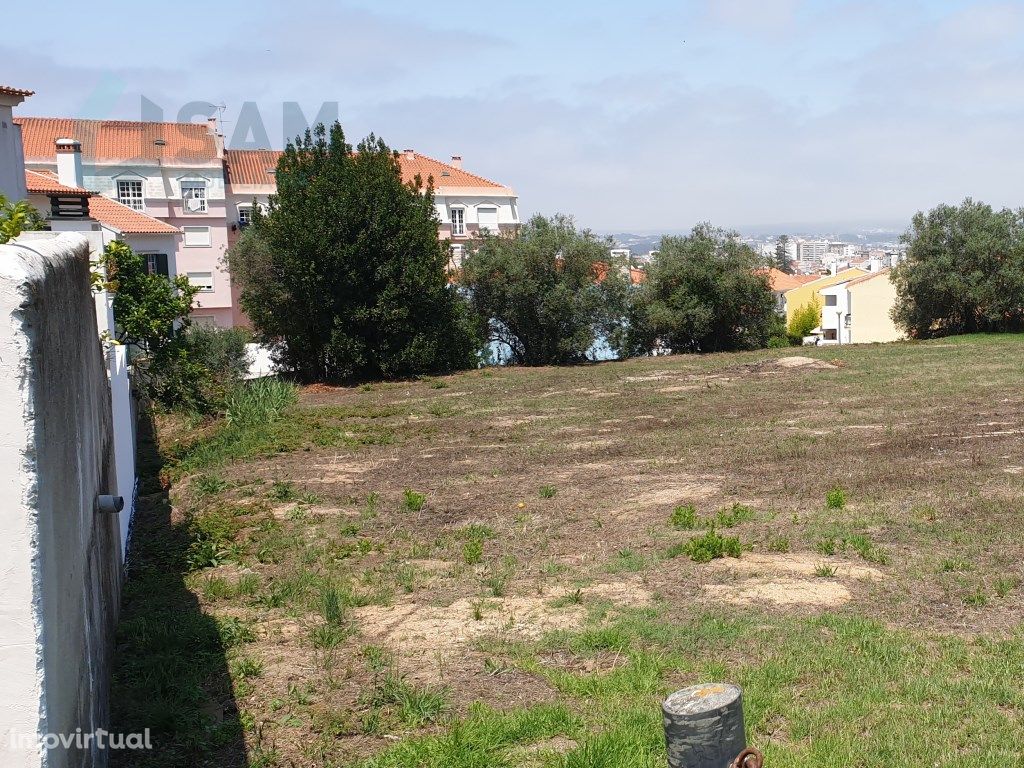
[629,481,721,508]
[355,593,586,654]
[710,553,883,581]
[772,356,838,370]
[704,577,851,607]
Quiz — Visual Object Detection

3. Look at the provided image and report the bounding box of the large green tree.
[227,122,478,381]
[773,235,794,274]
[620,224,777,355]
[460,214,625,366]
[892,199,1024,338]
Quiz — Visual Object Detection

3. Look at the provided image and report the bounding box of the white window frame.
[450,206,465,236]
[180,180,207,213]
[477,206,499,233]
[186,271,215,293]
[237,204,253,227]
[116,179,145,211]
[183,226,212,247]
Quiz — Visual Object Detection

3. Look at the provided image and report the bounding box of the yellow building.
[848,270,903,343]
[783,268,868,327]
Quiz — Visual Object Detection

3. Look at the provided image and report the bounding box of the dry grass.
[112,334,1024,767]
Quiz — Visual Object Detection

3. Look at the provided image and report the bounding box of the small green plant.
[396,565,416,594]
[940,557,973,573]
[826,487,847,510]
[814,564,838,578]
[669,504,697,530]
[608,548,645,573]
[321,586,348,628]
[471,601,485,621]
[402,489,426,512]
[766,536,791,553]
[550,588,584,608]
[995,576,1019,598]
[224,378,298,427]
[539,485,558,499]
[217,617,256,647]
[463,538,484,565]
[667,531,742,563]
[816,537,837,556]
[717,503,756,528]
[193,473,229,497]
[845,534,889,565]
[269,480,296,501]
[231,655,264,679]
[963,589,988,608]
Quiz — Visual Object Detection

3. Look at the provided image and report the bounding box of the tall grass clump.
[225,377,298,427]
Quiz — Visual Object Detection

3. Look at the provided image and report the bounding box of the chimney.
[207,116,225,159]
[450,155,462,169]
[55,138,83,188]
[403,148,415,161]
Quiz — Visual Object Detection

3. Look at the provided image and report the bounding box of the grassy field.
[111,334,1024,767]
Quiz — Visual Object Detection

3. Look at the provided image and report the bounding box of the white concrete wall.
[0,103,28,201]
[0,233,123,768]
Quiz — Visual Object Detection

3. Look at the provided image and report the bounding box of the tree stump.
[663,683,746,768]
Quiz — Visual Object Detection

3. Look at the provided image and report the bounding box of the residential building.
[847,270,903,343]
[223,148,519,311]
[818,282,853,344]
[0,85,33,201]
[25,169,181,271]
[760,268,817,316]
[17,117,234,326]
[783,267,868,328]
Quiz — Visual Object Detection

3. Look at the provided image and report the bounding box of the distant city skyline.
[6,0,1024,231]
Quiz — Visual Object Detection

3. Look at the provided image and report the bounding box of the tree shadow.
[109,409,247,768]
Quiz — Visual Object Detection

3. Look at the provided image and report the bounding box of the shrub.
[788,298,822,341]
[224,378,298,427]
[669,504,697,530]
[667,530,742,563]
[619,224,778,356]
[402,490,426,512]
[460,214,627,365]
[539,485,558,499]
[826,487,846,510]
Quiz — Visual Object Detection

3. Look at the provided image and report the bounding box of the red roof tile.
[16,117,219,165]
[758,267,804,292]
[224,148,511,191]
[0,86,34,98]
[88,196,180,235]
[24,169,90,195]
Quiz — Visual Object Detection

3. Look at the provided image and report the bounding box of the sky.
[6,0,1024,232]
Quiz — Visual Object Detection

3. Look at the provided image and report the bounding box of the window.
[823,329,838,341]
[143,253,169,278]
[116,179,144,211]
[181,180,207,213]
[824,294,838,307]
[477,206,499,233]
[186,271,214,292]
[237,205,253,227]
[450,207,465,236]
[183,226,211,247]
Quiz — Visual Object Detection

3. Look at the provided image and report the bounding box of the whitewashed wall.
[0,233,123,768]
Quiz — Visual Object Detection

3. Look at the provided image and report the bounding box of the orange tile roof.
[792,274,820,284]
[224,148,510,191]
[758,267,804,292]
[0,86,34,98]
[224,149,282,186]
[16,117,219,165]
[88,196,180,235]
[24,169,90,195]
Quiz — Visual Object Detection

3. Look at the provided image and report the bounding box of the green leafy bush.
[667,530,742,563]
[826,487,846,510]
[788,298,822,341]
[402,490,426,512]
[669,504,697,530]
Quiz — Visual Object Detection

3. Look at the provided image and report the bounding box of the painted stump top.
[663,684,742,718]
